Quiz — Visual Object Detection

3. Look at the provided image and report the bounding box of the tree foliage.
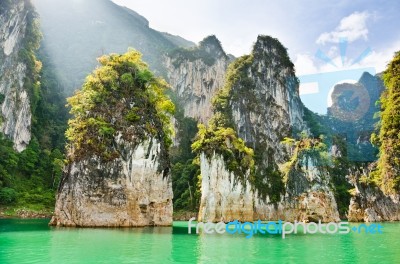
[66,50,175,162]
[191,52,284,199]
[0,3,67,211]
[372,51,400,194]
[192,124,255,186]
[166,90,200,212]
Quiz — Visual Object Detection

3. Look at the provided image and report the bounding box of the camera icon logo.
[294,39,380,162]
[299,67,375,119]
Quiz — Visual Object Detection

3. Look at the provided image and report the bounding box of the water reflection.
[48,223,174,263]
[1,220,400,263]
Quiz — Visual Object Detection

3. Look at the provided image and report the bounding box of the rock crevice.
[50,138,173,227]
[0,0,34,152]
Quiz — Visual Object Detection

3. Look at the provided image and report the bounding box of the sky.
[112,0,399,111]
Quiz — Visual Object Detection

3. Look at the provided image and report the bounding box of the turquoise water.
[0,219,399,263]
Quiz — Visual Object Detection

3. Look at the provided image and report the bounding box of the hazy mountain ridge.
[0,0,37,151]
[32,0,194,94]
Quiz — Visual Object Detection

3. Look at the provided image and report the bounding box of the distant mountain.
[328,72,384,128]
[326,72,384,161]
[32,0,195,94]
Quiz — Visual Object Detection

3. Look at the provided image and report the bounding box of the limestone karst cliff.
[1,1,396,224]
[50,137,174,227]
[50,51,174,227]
[193,35,340,222]
[165,36,231,123]
[0,0,40,151]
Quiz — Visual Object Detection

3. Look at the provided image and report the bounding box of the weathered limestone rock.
[50,138,173,227]
[0,0,34,151]
[197,36,339,223]
[198,153,254,222]
[165,35,230,124]
[348,166,400,222]
[50,51,174,227]
[199,152,340,223]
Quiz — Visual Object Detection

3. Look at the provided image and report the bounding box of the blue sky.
[112,0,399,71]
[112,0,399,108]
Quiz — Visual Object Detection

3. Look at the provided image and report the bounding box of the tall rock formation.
[50,137,173,227]
[165,36,231,123]
[50,51,174,227]
[0,0,39,151]
[194,36,340,222]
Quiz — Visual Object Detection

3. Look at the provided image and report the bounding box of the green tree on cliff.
[373,51,400,194]
[66,50,175,162]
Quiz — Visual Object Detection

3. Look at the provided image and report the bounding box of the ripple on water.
[0,220,399,264]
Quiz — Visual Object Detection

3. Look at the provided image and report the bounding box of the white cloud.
[317,11,370,44]
[295,39,400,83]
[294,53,318,75]
[350,43,400,73]
[296,9,399,77]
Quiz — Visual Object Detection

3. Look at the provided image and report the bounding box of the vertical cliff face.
[347,164,400,222]
[198,144,340,223]
[196,36,339,222]
[198,152,253,222]
[0,0,38,151]
[277,141,340,222]
[50,51,174,227]
[50,138,173,227]
[227,36,306,164]
[165,36,230,123]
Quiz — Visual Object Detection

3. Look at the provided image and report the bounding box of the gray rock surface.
[198,36,339,222]
[0,0,33,151]
[50,138,173,227]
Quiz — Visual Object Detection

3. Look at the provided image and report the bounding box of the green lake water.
[0,219,399,263]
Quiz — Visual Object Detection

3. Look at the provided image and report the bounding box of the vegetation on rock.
[66,50,175,163]
[372,51,400,194]
[191,42,287,202]
[168,92,201,212]
[192,124,255,186]
[0,3,66,213]
[168,35,228,67]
